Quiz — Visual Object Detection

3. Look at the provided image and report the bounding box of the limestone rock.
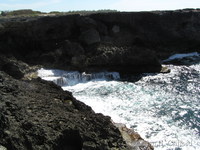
[114,123,154,150]
[160,66,171,73]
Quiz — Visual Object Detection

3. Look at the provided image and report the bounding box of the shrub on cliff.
[1,9,42,17]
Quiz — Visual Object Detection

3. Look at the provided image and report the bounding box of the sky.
[0,0,200,12]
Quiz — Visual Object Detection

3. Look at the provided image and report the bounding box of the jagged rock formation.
[114,123,154,150]
[1,10,199,74]
[0,55,154,150]
[0,57,129,150]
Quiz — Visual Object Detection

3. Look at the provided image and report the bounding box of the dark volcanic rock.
[89,11,200,59]
[0,56,155,150]
[85,44,161,73]
[76,16,97,31]
[38,40,85,70]
[61,40,85,57]
[0,55,128,150]
[79,28,101,45]
[1,10,200,73]
[0,69,127,150]
[0,56,39,79]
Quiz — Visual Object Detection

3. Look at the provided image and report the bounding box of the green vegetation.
[63,9,118,15]
[0,9,43,17]
[0,9,118,18]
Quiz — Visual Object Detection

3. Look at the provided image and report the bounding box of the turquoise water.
[38,54,200,150]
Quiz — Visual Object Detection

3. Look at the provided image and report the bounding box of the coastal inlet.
[38,53,200,150]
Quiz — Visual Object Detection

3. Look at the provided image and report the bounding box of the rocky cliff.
[0,56,129,150]
[1,10,200,74]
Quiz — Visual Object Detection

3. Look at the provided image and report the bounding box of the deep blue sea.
[38,52,200,150]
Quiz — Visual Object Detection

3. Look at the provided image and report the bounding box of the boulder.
[79,28,100,45]
[114,123,154,150]
[86,44,161,73]
[160,66,171,73]
[0,56,39,79]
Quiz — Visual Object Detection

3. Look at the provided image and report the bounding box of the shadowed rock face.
[85,44,161,73]
[1,10,200,74]
[0,58,128,150]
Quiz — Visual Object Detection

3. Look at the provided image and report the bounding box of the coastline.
[1,10,200,149]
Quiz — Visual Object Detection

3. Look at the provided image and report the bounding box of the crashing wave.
[37,68,120,86]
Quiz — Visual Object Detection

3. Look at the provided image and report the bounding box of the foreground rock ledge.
[0,70,127,150]
[0,56,153,150]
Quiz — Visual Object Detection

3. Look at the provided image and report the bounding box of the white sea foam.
[38,55,200,150]
[63,76,200,150]
[37,68,120,86]
[37,68,56,77]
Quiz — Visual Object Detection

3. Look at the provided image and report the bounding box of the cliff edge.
[1,10,200,74]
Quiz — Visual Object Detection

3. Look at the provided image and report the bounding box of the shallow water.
[38,54,200,150]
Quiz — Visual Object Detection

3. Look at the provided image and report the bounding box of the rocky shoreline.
[1,10,200,149]
[0,55,154,150]
[0,62,126,149]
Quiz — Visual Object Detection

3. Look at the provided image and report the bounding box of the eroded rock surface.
[114,123,154,150]
[0,60,127,150]
[0,10,199,72]
[3,10,200,74]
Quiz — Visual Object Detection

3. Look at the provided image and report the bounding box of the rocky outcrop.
[0,56,39,79]
[0,55,155,150]
[2,10,200,74]
[114,123,154,150]
[0,58,128,150]
[90,10,200,54]
[85,44,161,73]
[1,10,200,74]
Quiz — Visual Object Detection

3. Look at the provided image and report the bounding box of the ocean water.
[38,53,200,150]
